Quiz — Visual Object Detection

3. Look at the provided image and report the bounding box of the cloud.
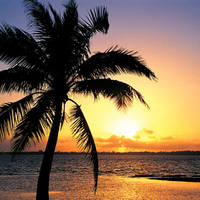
[161,136,175,140]
[133,134,141,140]
[135,128,154,135]
[95,134,200,152]
[132,128,155,140]
[1,132,199,153]
[148,135,157,139]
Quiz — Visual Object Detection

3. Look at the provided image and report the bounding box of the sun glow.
[112,121,140,139]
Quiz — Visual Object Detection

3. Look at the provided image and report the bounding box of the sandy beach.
[1,176,200,200]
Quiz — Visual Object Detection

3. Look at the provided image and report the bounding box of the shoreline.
[149,177,200,182]
[129,175,200,183]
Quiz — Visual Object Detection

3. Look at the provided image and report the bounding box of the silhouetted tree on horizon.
[0,0,157,199]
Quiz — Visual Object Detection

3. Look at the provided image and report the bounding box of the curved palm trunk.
[36,101,62,200]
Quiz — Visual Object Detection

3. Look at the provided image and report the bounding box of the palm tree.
[0,0,157,199]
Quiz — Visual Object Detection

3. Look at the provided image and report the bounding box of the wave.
[100,170,115,175]
[0,172,38,176]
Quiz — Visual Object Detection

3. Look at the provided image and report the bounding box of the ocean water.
[0,154,200,199]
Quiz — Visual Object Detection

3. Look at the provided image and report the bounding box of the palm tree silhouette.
[0,0,157,199]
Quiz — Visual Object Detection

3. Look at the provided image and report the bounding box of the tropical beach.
[0,0,200,199]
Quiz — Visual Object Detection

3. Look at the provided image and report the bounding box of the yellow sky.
[0,0,200,152]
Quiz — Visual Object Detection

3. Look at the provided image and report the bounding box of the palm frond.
[22,0,53,39]
[69,104,98,191]
[11,91,55,153]
[60,102,67,130]
[0,94,34,142]
[0,23,46,69]
[80,6,109,36]
[63,0,78,28]
[63,0,77,9]
[0,66,48,94]
[49,4,62,27]
[73,79,149,110]
[79,46,157,80]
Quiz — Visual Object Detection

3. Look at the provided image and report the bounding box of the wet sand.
[1,176,200,199]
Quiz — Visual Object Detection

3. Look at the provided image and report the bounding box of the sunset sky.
[0,0,200,152]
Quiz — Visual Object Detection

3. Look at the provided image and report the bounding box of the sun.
[112,120,140,139]
[120,125,139,139]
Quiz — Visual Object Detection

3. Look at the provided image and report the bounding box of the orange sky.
[0,0,200,152]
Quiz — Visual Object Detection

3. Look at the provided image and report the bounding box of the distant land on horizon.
[1,150,200,155]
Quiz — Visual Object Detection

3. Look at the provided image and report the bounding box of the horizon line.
[1,150,200,155]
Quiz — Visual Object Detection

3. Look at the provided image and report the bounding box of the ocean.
[0,153,200,199]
